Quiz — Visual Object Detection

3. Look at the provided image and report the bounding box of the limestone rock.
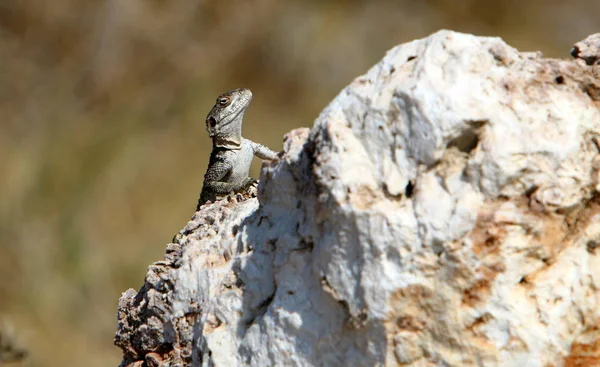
[115,30,600,367]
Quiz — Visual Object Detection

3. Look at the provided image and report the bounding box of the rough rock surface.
[115,31,600,367]
[572,33,600,66]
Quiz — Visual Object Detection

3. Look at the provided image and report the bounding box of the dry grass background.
[0,0,597,365]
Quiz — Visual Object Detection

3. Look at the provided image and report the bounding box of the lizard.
[197,88,279,210]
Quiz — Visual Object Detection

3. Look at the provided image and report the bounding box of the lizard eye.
[207,116,217,128]
[217,97,230,106]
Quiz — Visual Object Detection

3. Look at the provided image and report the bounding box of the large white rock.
[115,30,600,367]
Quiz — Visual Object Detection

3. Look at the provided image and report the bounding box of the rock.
[0,322,28,364]
[115,30,600,367]
[572,33,600,66]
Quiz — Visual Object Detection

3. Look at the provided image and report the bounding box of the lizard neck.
[213,112,244,149]
[213,136,242,150]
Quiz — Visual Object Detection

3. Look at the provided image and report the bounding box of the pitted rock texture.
[115,31,600,367]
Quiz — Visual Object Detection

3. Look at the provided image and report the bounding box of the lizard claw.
[242,177,258,189]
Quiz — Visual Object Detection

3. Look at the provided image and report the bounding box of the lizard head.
[205,88,253,149]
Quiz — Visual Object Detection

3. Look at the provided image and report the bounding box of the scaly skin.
[197,88,278,209]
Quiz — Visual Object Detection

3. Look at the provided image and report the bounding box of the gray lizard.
[197,88,279,209]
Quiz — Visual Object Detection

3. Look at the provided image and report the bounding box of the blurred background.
[0,0,597,365]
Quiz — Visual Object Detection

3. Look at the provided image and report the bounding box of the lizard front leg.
[203,158,256,193]
[199,160,255,209]
[204,176,256,194]
[250,140,279,161]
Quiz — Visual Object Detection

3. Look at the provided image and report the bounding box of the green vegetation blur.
[0,0,597,366]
